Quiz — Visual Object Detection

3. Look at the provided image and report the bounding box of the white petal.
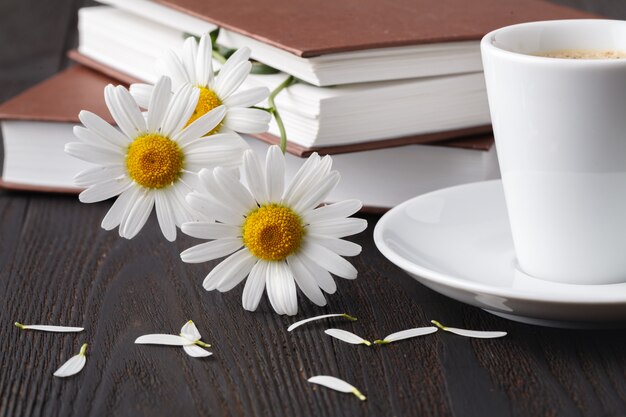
[266,262,298,316]
[16,324,83,332]
[180,320,201,342]
[303,200,363,224]
[301,241,358,279]
[184,140,247,171]
[378,327,438,344]
[181,222,240,240]
[265,145,285,201]
[147,76,172,133]
[73,126,122,153]
[129,83,154,109]
[174,105,226,144]
[53,353,86,378]
[161,49,191,86]
[287,313,356,332]
[169,182,197,225]
[308,375,366,401]
[104,85,136,138]
[222,107,271,134]
[182,36,198,84]
[161,85,198,137]
[199,170,249,217]
[101,186,140,231]
[292,171,340,213]
[79,110,130,147]
[183,344,212,357]
[308,235,362,257]
[65,142,122,165]
[214,60,252,99]
[74,165,125,188]
[202,249,251,290]
[78,177,132,203]
[282,154,322,205]
[307,218,368,239]
[213,47,250,97]
[324,328,371,345]
[213,167,257,213]
[155,190,177,241]
[186,191,243,225]
[119,191,155,239]
[431,320,507,339]
[242,149,268,204]
[242,260,267,311]
[297,253,337,294]
[135,334,193,345]
[195,34,213,87]
[114,85,146,134]
[286,255,326,307]
[215,250,257,292]
[224,87,269,108]
[180,237,242,263]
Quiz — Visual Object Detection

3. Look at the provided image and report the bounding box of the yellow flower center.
[242,204,305,261]
[126,133,184,189]
[185,86,223,135]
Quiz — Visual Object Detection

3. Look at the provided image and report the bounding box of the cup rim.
[481,19,626,66]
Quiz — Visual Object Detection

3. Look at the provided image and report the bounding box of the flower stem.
[14,322,26,330]
[194,340,212,348]
[373,339,391,345]
[79,343,88,356]
[267,76,296,154]
[211,50,227,65]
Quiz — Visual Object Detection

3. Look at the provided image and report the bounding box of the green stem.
[267,76,296,153]
[14,322,27,330]
[79,343,88,356]
[373,339,391,345]
[212,50,227,65]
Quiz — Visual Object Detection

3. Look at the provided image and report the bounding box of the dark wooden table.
[1,1,626,416]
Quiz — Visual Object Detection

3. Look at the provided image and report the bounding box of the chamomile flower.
[65,76,248,241]
[130,34,271,136]
[180,145,367,316]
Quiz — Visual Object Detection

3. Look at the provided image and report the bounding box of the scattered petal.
[431,320,507,339]
[14,322,83,333]
[324,328,371,346]
[287,313,357,332]
[180,320,202,342]
[308,375,366,401]
[53,343,87,378]
[183,344,212,357]
[373,326,438,345]
[135,334,193,346]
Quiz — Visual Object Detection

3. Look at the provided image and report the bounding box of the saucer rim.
[374,179,626,306]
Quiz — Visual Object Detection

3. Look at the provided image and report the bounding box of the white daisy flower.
[135,320,212,357]
[65,76,248,241]
[130,34,271,136]
[180,145,367,316]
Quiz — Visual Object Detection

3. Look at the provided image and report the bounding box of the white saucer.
[374,180,626,328]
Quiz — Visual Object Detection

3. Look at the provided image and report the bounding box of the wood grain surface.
[1,1,626,416]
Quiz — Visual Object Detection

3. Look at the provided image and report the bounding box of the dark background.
[1,1,626,417]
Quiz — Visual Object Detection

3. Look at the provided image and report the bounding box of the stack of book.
[0,0,590,209]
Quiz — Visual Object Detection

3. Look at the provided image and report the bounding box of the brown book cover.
[67,50,494,156]
[155,0,595,57]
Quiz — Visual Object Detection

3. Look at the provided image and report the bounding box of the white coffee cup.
[481,20,626,285]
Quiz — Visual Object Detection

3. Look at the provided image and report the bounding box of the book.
[0,65,499,210]
[98,0,591,86]
[75,5,493,151]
